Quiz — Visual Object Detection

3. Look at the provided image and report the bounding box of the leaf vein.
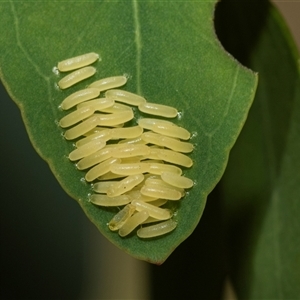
[9,1,60,126]
[132,0,142,94]
[206,65,240,137]
[10,0,49,82]
[198,65,240,185]
[69,11,102,57]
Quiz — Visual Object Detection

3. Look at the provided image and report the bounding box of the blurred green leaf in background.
[216,0,300,298]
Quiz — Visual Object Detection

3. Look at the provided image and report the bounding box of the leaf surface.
[0,1,257,263]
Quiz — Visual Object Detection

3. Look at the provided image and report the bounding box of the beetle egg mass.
[56,52,194,238]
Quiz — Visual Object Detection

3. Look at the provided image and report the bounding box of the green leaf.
[0,1,257,263]
[218,0,300,297]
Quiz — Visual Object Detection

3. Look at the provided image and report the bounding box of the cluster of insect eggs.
[56,52,194,238]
